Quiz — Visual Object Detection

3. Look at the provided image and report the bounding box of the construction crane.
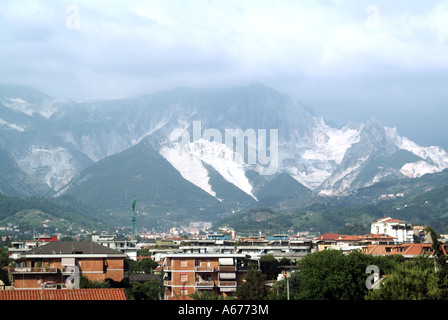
[131,196,137,240]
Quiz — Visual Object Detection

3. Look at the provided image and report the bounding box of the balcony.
[164,280,173,286]
[218,266,236,272]
[195,266,214,272]
[195,281,214,288]
[9,267,58,274]
[217,281,237,287]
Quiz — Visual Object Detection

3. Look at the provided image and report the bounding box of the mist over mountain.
[1,83,447,228]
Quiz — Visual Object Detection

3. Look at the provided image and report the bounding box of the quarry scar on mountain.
[1,83,448,227]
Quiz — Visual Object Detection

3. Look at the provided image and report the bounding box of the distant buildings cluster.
[1,216,446,300]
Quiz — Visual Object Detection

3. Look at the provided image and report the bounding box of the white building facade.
[371,217,414,243]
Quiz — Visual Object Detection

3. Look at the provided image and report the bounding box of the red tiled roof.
[363,243,446,256]
[338,235,362,241]
[0,288,127,300]
[315,233,341,240]
[374,217,406,223]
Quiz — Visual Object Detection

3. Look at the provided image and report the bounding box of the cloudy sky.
[1,0,447,148]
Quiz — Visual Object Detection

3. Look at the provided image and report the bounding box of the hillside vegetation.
[0,193,110,234]
[216,184,448,235]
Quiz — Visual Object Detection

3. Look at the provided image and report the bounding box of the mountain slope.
[0,193,108,233]
[1,83,448,228]
[57,136,246,227]
[0,149,51,196]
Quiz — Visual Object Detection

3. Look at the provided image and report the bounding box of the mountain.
[56,135,240,227]
[1,83,448,228]
[0,193,108,234]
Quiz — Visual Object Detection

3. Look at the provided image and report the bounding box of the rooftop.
[22,241,127,257]
[0,288,127,300]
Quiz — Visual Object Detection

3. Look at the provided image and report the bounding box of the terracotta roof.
[315,233,341,241]
[363,243,444,256]
[374,217,406,223]
[338,235,362,241]
[0,288,127,300]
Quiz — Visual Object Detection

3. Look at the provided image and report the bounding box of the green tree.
[125,257,159,274]
[296,249,401,300]
[189,291,226,300]
[259,254,280,280]
[268,271,301,300]
[235,267,269,300]
[426,226,448,299]
[0,246,10,268]
[0,246,11,286]
[126,279,163,300]
[366,258,441,300]
[140,258,159,274]
[79,275,111,288]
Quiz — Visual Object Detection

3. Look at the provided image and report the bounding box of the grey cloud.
[0,0,447,149]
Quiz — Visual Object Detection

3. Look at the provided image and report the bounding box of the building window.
[180,274,188,282]
[180,289,188,296]
[180,260,187,268]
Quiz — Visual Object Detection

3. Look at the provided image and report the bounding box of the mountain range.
[1,83,447,230]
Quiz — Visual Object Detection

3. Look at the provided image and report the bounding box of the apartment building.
[162,253,252,299]
[9,241,127,289]
[91,234,139,261]
[8,236,58,259]
[371,217,414,243]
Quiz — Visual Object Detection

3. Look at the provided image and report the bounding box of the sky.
[1,0,447,149]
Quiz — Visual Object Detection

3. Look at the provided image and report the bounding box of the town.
[1,215,446,301]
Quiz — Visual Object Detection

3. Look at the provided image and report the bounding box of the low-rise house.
[9,241,127,289]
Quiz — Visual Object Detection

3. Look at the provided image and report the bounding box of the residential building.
[314,233,397,252]
[371,217,414,243]
[162,253,252,299]
[236,238,311,261]
[8,236,58,260]
[9,241,127,289]
[362,243,447,258]
[91,234,139,260]
[276,265,299,281]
